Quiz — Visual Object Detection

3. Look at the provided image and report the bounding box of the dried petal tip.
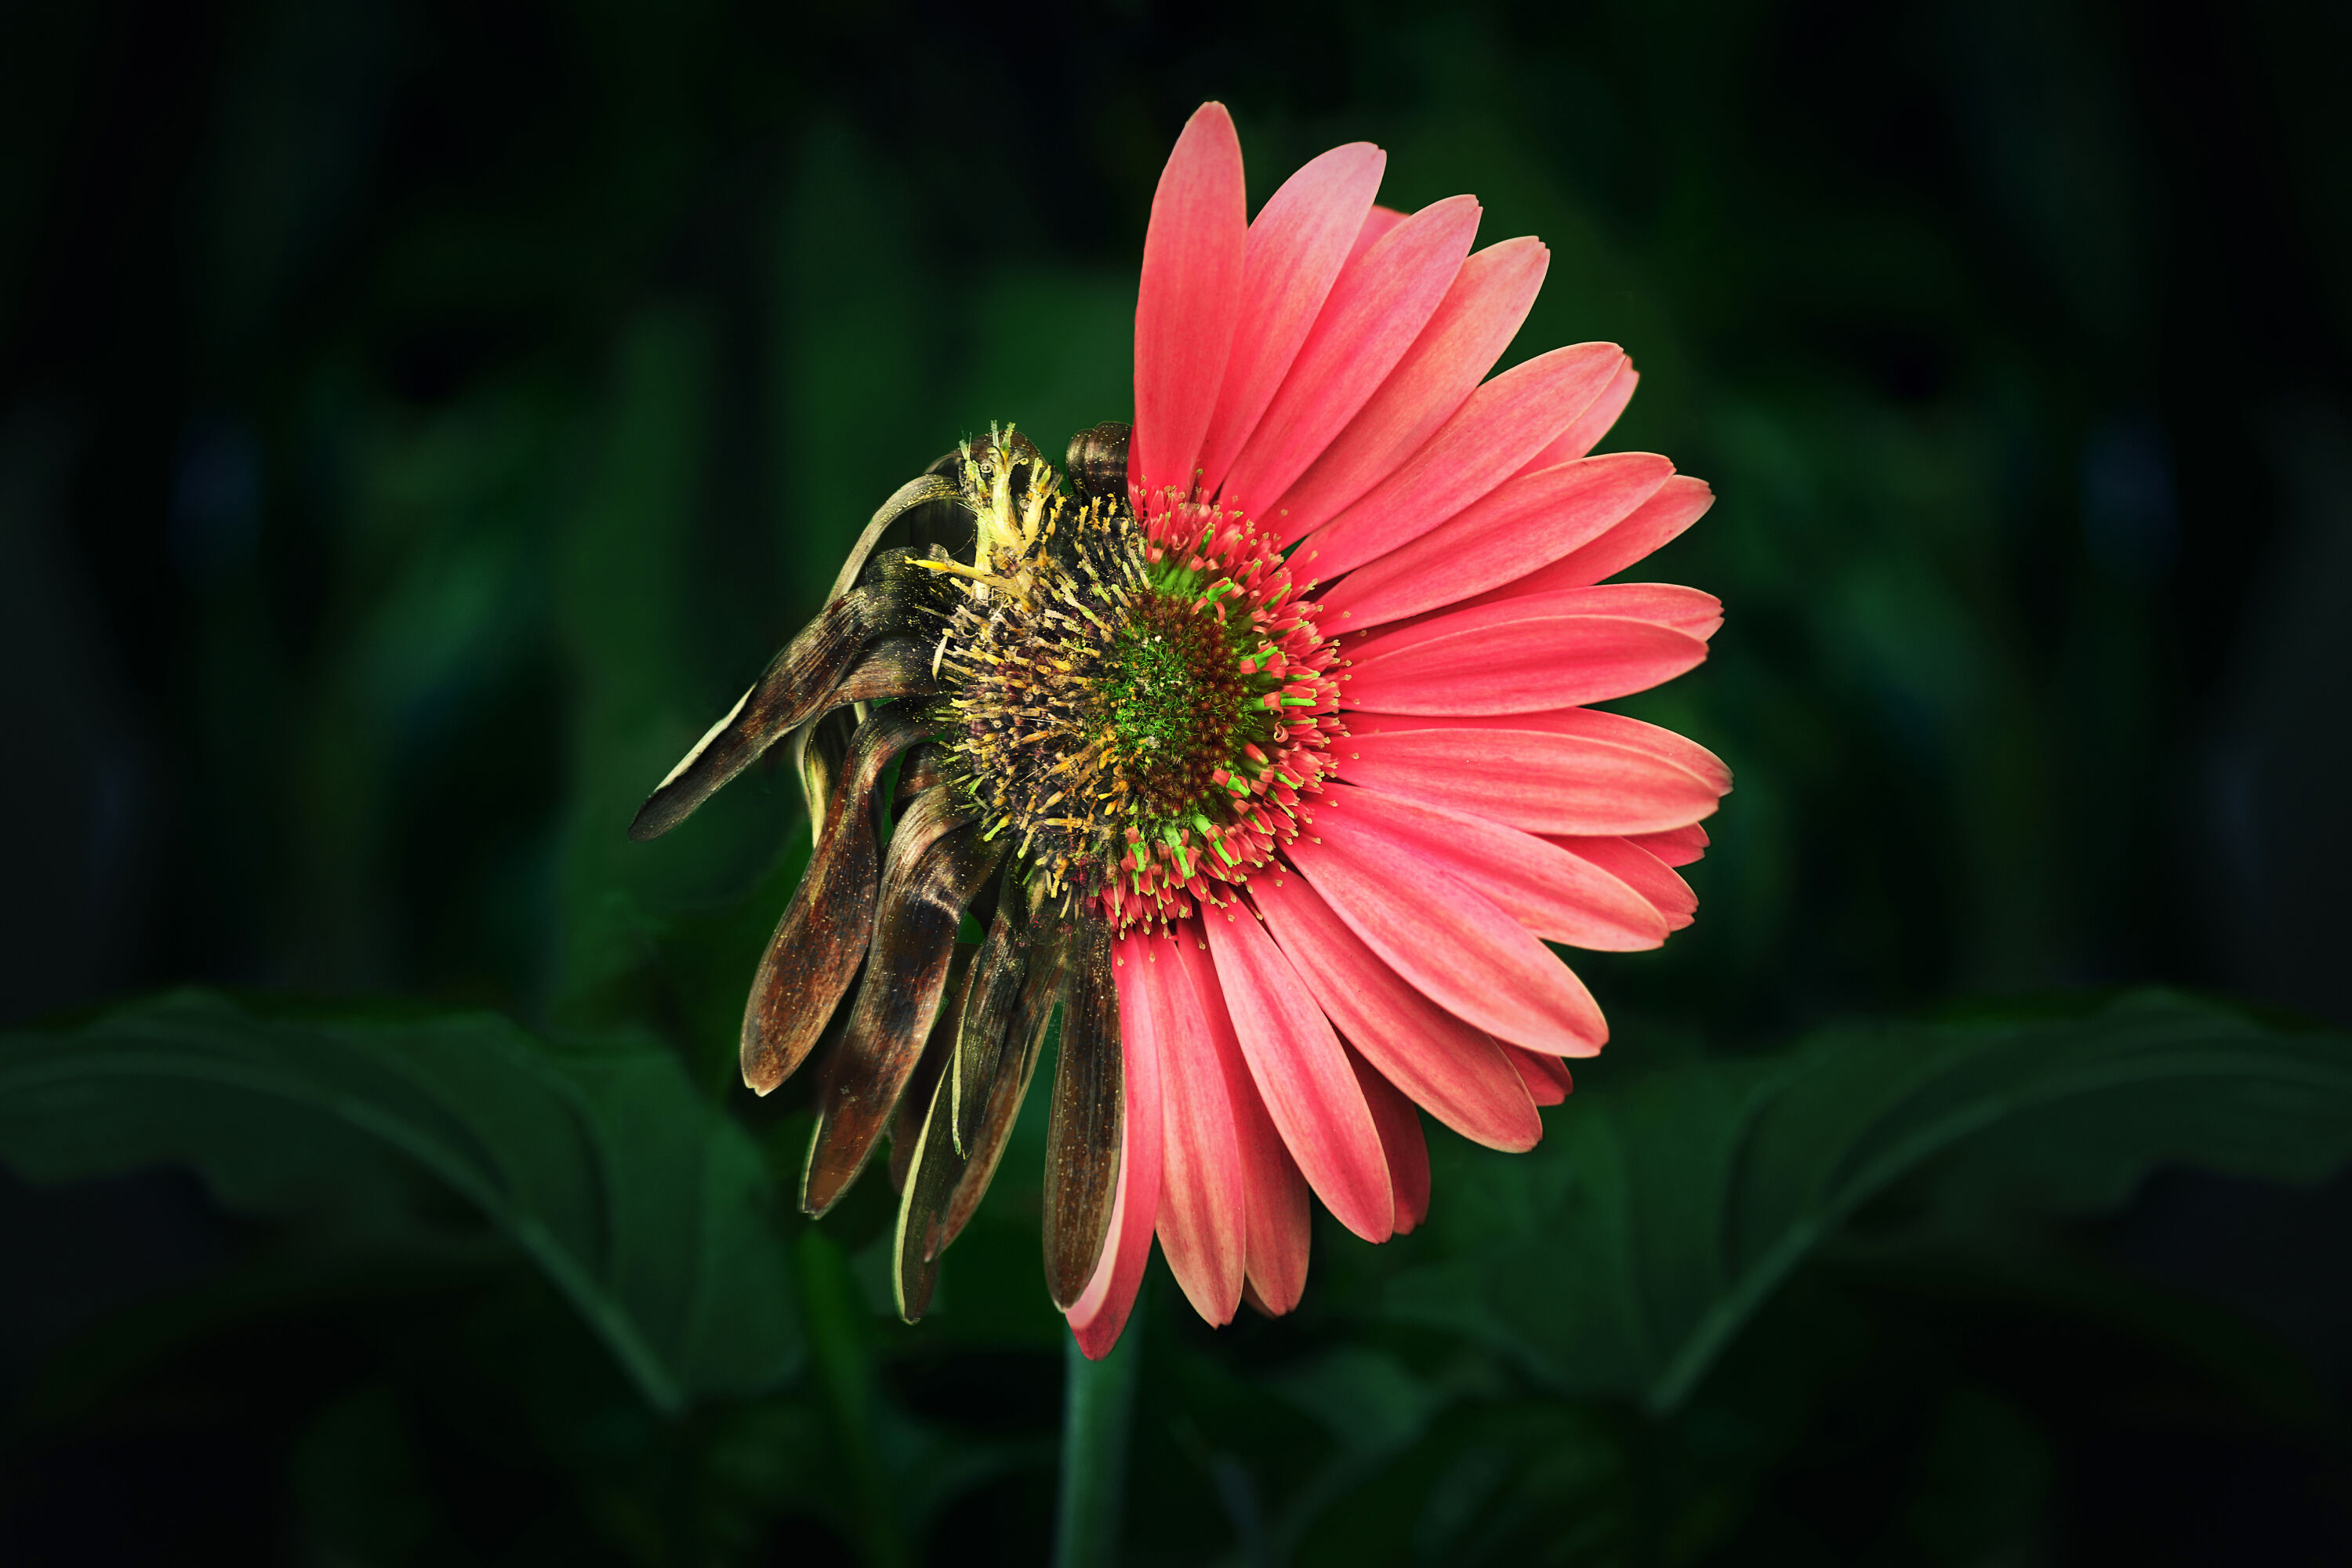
[1066,421,1132,502]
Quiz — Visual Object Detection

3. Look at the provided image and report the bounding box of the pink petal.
[1346,204,1406,266]
[1341,608,1710,715]
[1548,834,1697,927]
[1203,905,1395,1243]
[1169,929,1312,1312]
[1470,474,1714,598]
[1129,932,1245,1325]
[1267,238,1549,541]
[1069,931,1169,1357]
[1285,824,1609,1056]
[1506,1044,1574,1105]
[1515,358,1639,472]
[1356,705,1733,797]
[1338,727,1723,836]
[1219,196,1481,515]
[1346,1046,1431,1234]
[1291,343,1626,578]
[1319,453,1676,631]
[1250,869,1541,1151]
[1192,143,1387,502]
[1320,784,1666,949]
[1629,822,1710,866]
[1131,104,1250,505]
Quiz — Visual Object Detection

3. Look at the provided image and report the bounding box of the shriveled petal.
[1346,1046,1431,1234]
[1343,608,1709,715]
[1218,195,1481,514]
[1045,920,1125,1311]
[1167,926,1312,1314]
[1125,934,1245,1325]
[1203,904,1394,1242]
[891,954,977,1319]
[951,892,1029,1153]
[1341,726,1722,837]
[1294,343,1626,579]
[1286,827,1608,1055]
[1319,453,1675,632]
[1320,785,1666,950]
[1269,238,1550,541]
[1193,143,1388,500]
[1069,930,1166,1357]
[1251,871,1540,1151]
[1549,834,1697,928]
[1131,103,1249,503]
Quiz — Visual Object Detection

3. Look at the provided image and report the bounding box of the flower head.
[631,103,1729,1356]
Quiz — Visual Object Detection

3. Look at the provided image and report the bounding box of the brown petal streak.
[1042,917,1123,1311]
[889,948,973,1195]
[801,792,1003,1215]
[739,708,927,1095]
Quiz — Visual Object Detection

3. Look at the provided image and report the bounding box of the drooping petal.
[1269,238,1549,541]
[1515,358,1639,474]
[1203,905,1395,1242]
[1131,103,1249,503]
[1345,1046,1431,1234]
[1294,343,1626,579]
[1319,452,1675,631]
[1218,195,1481,514]
[1125,934,1246,1326]
[1251,870,1541,1151]
[1549,834,1697,928]
[1356,706,1733,797]
[1320,784,1666,950]
[1340,727,1723,837]
[1045,920,1126,1311]
[1343,608,1710,715]
[1506,1045,1574,1104]
[1285,828,1608,1055]
[1069,929,1166,1357]
[1168,926,1311,1314]
[1192,143,1388,500]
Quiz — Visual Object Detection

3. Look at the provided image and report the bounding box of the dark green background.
[4,0,2349,1562]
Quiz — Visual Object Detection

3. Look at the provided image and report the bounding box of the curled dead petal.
[953,887,1033,1156]
[895,742,946,803]
[823,472,964,604]
[786,706,858,831]
[1068,930,1168,1357]
[889,946,971,1196]
[892,953,978,1320]
[801,791,1000,1216]
[933,959,1054,1257]
[1043,919,1125,1311]
[740,707,930,1095]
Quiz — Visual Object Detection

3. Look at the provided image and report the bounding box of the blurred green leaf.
[1377,991,2352,1412]
[0,990,800,1415]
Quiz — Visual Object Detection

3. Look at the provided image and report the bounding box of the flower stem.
[1051,1297,1142,1568]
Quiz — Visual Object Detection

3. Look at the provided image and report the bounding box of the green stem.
[1051,1298,1143,1568]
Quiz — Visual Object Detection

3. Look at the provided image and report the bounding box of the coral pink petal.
[1347,204,1407,266]
[1516,358,1639,472]
[1269,238,1549,541]
[1473,474,1715,598]
[1356,706,1733,797]
[1343,608,1709,715]
[1340,728,1723,837]
[1550,835,1697,927]
[1069,932,1168,1356]
[1507,1045,1574,1104]
[1250,871,1541,1151]
[1129,932,1245,1325]
[1286,828,1608,1056]
[1319,452,1675,630]
[1131,103,1249,504]
[1294,343,1626,577]
[1192,143,1387,501]
[1170,932,1312,1312]
[1630,822,1711,866]
[1323,784,1665,949]
[1220,196,1481,514]
[1346,1046,1432,1234]
[1203,906,1395,1242]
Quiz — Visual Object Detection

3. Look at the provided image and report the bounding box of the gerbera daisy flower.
[630,103,1729,1357]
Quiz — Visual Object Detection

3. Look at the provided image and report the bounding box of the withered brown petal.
[801,791,1004,1215]
[739,708,928,1095]
[823,473,961,604]
[889,946,972,1196]
[895,742,946,804]
[1041,918,1123,1312]
[934,947,1054,1256]
[891,1044,964,1321]
[786,706,858,832]
[1065,421,1132,503]
[950,887,1033,1156]
[628,589,884,843]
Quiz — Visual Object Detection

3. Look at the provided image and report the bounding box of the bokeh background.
[5,0,2351,1562]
